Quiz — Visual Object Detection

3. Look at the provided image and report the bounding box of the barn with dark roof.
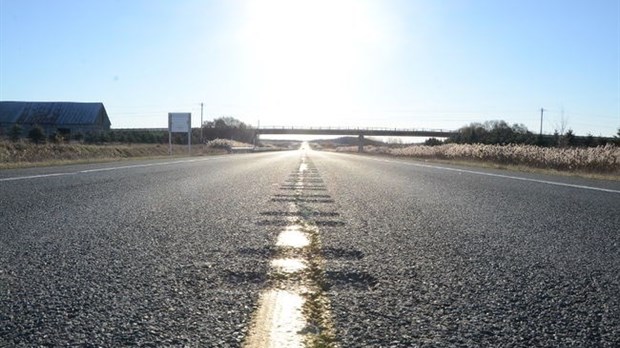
[0,101,111,138]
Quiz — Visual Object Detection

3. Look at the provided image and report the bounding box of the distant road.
[1,150,619,346]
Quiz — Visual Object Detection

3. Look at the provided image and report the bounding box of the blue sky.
[1,0,619,136]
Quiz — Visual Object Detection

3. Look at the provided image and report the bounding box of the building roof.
[0,101,111,126]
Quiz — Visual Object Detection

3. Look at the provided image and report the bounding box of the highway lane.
[0,151,300,346]
[1,149,619,347]
[309,151,619,347]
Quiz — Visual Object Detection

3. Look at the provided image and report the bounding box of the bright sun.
[240,0,382,125]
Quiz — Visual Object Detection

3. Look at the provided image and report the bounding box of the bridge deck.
[255,127,456,138]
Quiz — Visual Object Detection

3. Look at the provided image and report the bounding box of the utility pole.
[539,107,545,136]
[200,102,204,144]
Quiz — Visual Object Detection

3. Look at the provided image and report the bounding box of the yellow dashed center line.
[245,153,337,348]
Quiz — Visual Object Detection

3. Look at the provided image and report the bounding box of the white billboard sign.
[169,113,191,133]
[168,112,192,156]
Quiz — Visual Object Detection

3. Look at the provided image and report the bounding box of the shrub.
[424,137,443,146]
[28,125,45,144]
[206,139,233,151]
[9,124,22,142]
[49,132,65,144]
[450,120,537,145]
[73,132,84,142]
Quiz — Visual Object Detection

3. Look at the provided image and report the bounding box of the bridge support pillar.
[358,134,364,153]
[253,131,259,148]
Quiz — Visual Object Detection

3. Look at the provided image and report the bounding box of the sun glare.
[241,0,382,124]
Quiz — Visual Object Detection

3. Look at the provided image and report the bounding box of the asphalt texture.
[0,153,298,346]
[310,151,620,347]
[1,149,619,347]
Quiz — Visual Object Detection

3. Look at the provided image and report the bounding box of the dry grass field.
[0,140,248,169]
[335,143,620,178]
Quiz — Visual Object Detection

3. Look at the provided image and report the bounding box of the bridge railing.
[257,126,455,133]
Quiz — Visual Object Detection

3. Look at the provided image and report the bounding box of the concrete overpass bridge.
[255,126,457,152]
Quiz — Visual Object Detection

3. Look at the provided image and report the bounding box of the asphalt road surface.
[1,149,619,347]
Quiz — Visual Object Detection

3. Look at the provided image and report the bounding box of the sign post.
[168,113,192,156]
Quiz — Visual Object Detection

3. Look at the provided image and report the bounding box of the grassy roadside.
[330,144,620,181]
[398,156,620,181]
[0,141,230,170]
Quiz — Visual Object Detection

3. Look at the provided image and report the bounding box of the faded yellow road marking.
[245,153,337,347]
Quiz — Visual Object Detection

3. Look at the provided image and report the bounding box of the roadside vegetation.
[445,120,616,148]
[0,117,268,169]
[331,122,620,178]
[336,143,619,175]
[0,141,236,169]
[2,116,257,146]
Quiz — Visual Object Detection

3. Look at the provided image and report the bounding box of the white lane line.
[362,157,620,194]
[78,161,180,173]
[0,157,218,182]
[0,172,77,182]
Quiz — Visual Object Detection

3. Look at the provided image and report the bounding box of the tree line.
[4,116,257,145]
[5,118,619,147]
[425,121,619,147]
